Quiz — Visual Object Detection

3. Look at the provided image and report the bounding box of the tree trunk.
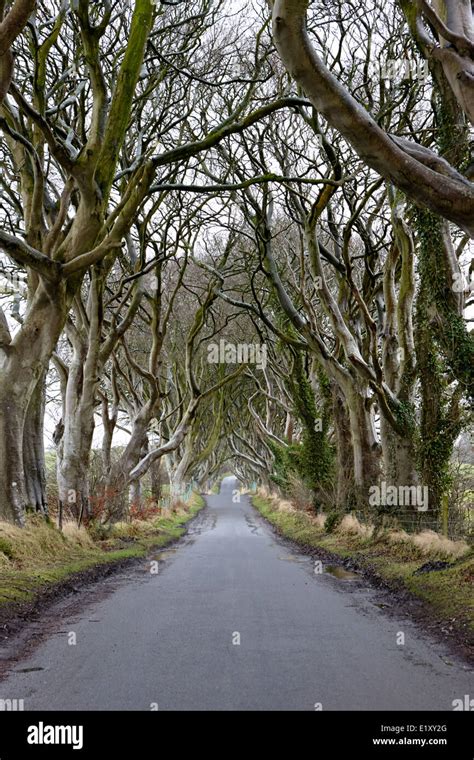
[129,479,142,512]
[345,382,381,507]
[169,440,193,498]
[150,459,163,504]
[105,417,149,520]
[414,209,464,518]
[0,391,27,525]
[22,370,47,514]
[0,282,67,524]
[380,417,417,489]
[331,383,356,509]
[56,373,96,524]
[56,452,91,526]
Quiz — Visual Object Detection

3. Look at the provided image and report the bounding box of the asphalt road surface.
[0,477,471,710]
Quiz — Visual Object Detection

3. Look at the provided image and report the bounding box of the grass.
[253,493,474,634]
[0,493,204,606]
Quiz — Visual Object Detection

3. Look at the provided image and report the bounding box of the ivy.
[413,207,464,513]
[268,351,334,507]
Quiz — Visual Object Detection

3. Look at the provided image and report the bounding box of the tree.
[268,0,474,235]
[0,0,305,523]
[0,0,35,102]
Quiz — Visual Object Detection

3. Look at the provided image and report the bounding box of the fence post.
[441,493,449,537]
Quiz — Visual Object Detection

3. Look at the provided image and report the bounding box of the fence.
[350,505,473,542]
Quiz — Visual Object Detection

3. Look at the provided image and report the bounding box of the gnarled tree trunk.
[23,369,47,514]
[344,381,381,507]
[0,282,66,524]
[331,382,355,508]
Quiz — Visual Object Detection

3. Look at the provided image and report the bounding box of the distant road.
[0,477,471,710]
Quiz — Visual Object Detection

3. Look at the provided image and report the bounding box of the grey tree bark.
[269,0,474,235]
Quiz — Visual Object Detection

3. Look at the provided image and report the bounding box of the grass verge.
[0,493,205,607]
[252,494,473,642]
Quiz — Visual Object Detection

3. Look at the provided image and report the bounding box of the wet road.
[0,477,471,710]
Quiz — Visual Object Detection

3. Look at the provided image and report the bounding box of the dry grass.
[411,530,469,560]
[311,514,327,530]
[286,474,315,512]
[385,528,469,559]
[386,529,411,545]
[339,514,374,539]
[276,499,296,513]
[0,492,206,607]
[0,550,11,569]
[258,488,470,560]
[62,521,95,547]
[0,491,205,573]
[258,487,297,514]
[258,487,327,529]
[0,517,97,570]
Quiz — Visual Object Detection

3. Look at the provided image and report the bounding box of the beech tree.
[268,0,474,235]
[0,0,470,535]
[0,0,302,524]
[0,0,35,103]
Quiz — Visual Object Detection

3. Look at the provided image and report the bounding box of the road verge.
[252,492,473,661]
[0,493,205,636]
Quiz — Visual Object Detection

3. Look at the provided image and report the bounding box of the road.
[0,477,471,710]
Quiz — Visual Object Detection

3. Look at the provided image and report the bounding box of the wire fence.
[350,507,473,542]
[246,481,473,543]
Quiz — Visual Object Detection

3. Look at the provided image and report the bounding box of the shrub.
[325,511,342,533]
[0,536,14,559]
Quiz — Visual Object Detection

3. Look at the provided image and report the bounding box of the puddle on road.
[15,667,44,673]
[438,656,454,667]
[324,565,359,580]
[244,513,261,535]
[151,549,178,561]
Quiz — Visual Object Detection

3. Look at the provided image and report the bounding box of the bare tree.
[268,0,474,234]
